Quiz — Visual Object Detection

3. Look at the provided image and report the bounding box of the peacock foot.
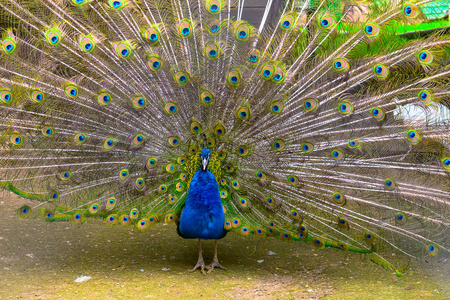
[189,257,206,275]
[206,258,226,273]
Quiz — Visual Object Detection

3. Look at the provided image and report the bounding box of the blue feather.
[178,150,226,240]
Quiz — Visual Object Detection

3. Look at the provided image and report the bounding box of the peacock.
[0,0,449,276]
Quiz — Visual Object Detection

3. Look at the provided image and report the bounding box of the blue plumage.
[178,149,227,240]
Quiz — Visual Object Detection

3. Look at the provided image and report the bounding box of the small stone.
[268,251,277,256]
[74,276,92,283]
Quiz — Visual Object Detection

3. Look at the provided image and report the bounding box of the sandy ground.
[0,193,449,300]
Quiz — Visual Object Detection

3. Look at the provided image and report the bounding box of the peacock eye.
[302,98,319,112]
[364,22,380,37]
[280,13,295,30]
[333,57,349,72]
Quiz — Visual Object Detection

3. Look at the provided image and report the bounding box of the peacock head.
[200,148,211,171]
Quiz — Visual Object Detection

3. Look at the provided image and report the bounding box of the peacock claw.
[189,258,206,275]
[206,259,226,273]
[190,239,207,275]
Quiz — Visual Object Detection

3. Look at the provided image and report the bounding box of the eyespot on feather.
[73,133,87,145]
[234,21,252,41]
[30,89,45,104]
[2,38,16,54]
[373,63,389,79]
[141,25,160,45]
[287,175,300,186]
[64,84,78,99]
[167,136,180,147]
[206,0,223,15]
[227,70,242,86]
[364,232,375,243]
[427,244,439,256]
[319,15,336,29]
[403,3,419,18]
[417,50,433,65]
[207,19,221,35]
[332,57,349,72]
[338,100,354,115]
[46,27,62,46]
[395,212,407,225]
[272,139,285,152]
[174,71,190,86]
[331,148,344,160]
[442,157,450,171]
[131,134,145,148]
[418,89,433,105]
[237,145,250,157]
[118,169,130,184]
[199,90,214,105]
[333,192,346,205]
[348,138,361,149]
[17,205,31,219]
[59,171,71,181]
[370,106,385,121]
[384,178,396,190]
[147,56,163,72]
[120,215,131,225]
[214,120,226,136]
[301,141,314,153]
[178,19,193,38]
[135,178,146,191]
[106,197,116,210]
[364,22,380,37]
[108,0,126,10]
[0,88,13,104]
[97,91,112,106]
[114,41,133,59]
[131,96,147,110]
[10,133,23,146]
[406,129,421,145]
[237,105,251,120]
[102,138,115,151]
[72,0,91,6]
[302,98,319,112]
[260,63,275,80]
[164,102,179,116]
[79,34,96,53]
[89,203,100,215]
[72,212,84,224]
[42,127,54,137]
[280,12,296,30]
[205,42,220,60]
[206,138,215,147]
[248,49,260,65]
[255,171,267,182]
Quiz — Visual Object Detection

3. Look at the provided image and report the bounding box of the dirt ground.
[0,193,448,299]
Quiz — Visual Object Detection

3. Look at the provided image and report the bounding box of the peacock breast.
[178,169,226,240]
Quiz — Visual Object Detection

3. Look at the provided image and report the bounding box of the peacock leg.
[189,239,206,275]
[206,240,226,273]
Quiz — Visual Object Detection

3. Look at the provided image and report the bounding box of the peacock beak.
[202,158,208,171]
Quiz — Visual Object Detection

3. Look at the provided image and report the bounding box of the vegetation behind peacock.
[0,0,449,276]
